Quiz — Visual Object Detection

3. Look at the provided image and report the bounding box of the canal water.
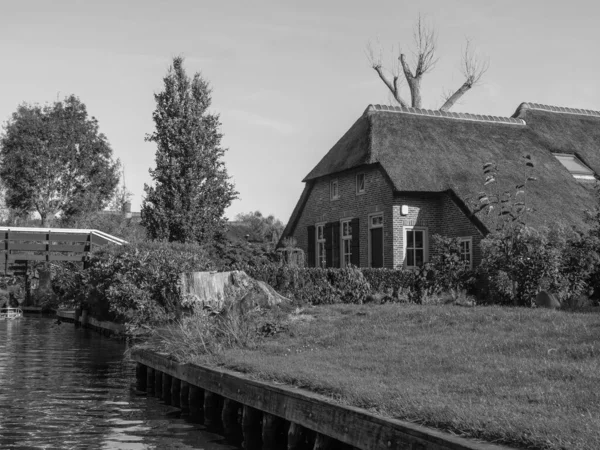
[0,316,236,450]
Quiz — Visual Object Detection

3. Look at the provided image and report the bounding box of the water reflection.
[0,316,235,450]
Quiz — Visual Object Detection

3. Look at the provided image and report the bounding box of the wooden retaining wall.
[56,309,125,337]
[132,349,513,450]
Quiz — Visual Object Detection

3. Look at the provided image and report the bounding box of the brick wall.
[292,164,395,268]
[290,166,485,268]
[391,193,485,268]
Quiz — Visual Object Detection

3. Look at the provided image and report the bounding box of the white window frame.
[330,179,339,200]
[402,226,428,269]
[315,223,326,268]
[368,212,384,268]
[356,173,365,195]
[554,153,596,180]
[340,219,353,267]
[458,237,473,269]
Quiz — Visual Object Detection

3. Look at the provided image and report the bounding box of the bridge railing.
[0,227,128,274]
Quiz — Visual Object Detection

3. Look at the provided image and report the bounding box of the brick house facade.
[282,103,600,269]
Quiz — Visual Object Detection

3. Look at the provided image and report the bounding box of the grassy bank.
[145,304,600,450]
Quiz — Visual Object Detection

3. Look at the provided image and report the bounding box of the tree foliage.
[0,95,120,226]
[234,210,284,243]
[142,56,237,244]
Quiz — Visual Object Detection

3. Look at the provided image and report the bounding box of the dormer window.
[554,154,595,180]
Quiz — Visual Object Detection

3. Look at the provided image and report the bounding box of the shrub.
[52,241,215,326]
[246,265,371,305]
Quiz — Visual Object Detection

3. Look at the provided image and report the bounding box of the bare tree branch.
[366,39,409,107]
[440,38,489,111]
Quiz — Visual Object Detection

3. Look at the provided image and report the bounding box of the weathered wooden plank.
[203,391,222,431]
[132,350,513,450]
[49,232,90,242]
[50,244,89,253]
[8,254,47,262]
[90,234,111,246]
[6,232,50,241]
[48,255,86,262]
[7,243,47,251]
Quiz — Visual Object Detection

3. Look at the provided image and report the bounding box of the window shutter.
[351,218,360,267]
[332,221,340,268]
[307,226,315,268]
[324,222,333,268]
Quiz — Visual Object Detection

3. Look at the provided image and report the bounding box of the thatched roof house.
[282,103,599,269]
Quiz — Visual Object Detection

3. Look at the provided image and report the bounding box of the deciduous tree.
[367,14,489,111]
[0,95,120,226]
[141,56,237,244]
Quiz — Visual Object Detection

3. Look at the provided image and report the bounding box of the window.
[554,154,595,180]
[330,179,339,200]
[356,173,365,194]
[341,220,352,267]
[404,227,428,268]
[459,237,473,268]
[370,215,383,228]
[316,224,326,267]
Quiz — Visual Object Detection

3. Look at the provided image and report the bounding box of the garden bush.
[52,240,215,326]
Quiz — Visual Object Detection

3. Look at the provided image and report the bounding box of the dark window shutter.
[351,218,360,267]
[307,226,315,268]
[324,222,333,268]
[332,221,340,268]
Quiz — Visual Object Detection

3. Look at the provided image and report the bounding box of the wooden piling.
[188,385,204,423]
[242,405,262,450]
[180,381,190,413]
[135,363,147,392]
[154,370,163,399]
[203,391,222,431]
[287,422,306,450]
[171,377,181,408]
[262,412,285,450]
[221,398,242,445]
[162,373,172,404]
[146,367,155,395]
[313,433,332,450]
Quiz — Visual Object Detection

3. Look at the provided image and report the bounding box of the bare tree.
[367,15,489,111]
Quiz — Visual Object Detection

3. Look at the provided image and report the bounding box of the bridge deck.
[0,227,127,274]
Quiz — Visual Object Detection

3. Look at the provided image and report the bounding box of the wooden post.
[262,412,284,450]
[180,381,190,413]
[313,433,332,450]
[287,422,305,450]
[221,398,242,445]
[146,367,155,395]
[81,309,88,326]
[203,391,222,431]
[171,377,181,408]
[135,363,147,392]
[154,371,163,399]
[242,405,262,450]
[188,385,204,423]
[74,308,81,327]
[162,373,172,404]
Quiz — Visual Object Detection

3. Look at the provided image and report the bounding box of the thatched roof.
[302,104,599,232]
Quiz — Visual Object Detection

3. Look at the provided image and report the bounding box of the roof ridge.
[515,102,600,118]
[364,104,526,126]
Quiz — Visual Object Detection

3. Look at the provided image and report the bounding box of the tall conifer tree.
[142,57,237,243]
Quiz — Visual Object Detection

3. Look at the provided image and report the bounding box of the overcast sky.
[1,0,599,224]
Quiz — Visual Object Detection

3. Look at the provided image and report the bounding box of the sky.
[1,0,599,225]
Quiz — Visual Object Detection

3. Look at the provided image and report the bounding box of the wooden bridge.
[0,227,127,275]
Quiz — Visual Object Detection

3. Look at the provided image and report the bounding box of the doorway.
[369,213,384,268]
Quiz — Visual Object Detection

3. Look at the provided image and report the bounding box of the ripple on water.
[0,317,236,450]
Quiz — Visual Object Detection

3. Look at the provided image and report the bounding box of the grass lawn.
[152,304,600,450]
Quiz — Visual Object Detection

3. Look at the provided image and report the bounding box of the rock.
[535,290,561,309]
[179,270,290,312]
